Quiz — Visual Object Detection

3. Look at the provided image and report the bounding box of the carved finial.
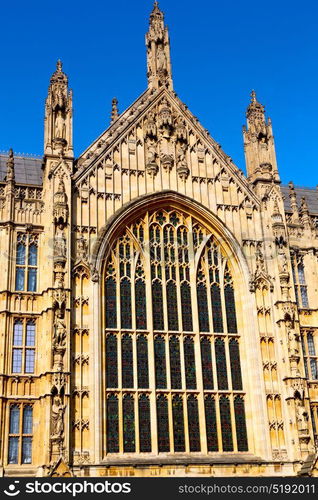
[301,196,309,214]
[111,98,119,124]
[56,59,62,72]
[289,182,299,220]
[251,90,257,103]
[146,0,173,90]
[6,148,15,182]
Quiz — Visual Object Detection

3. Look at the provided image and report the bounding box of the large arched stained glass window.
[104,208,247,455]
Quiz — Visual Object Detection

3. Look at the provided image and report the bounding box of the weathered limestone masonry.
[0,2,318,477]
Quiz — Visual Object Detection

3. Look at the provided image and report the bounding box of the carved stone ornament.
[53,311,67,348]
[146,138,159,177]
[51,396,66,442]
[53,178,68,225]
[53,289,67,310]
[176,143,189,180]
[161,153,174,171]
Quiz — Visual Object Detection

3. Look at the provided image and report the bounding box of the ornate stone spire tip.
[56,59,63,72]
[250,89,257,103]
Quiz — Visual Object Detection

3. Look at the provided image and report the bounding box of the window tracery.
[104,208,247,455]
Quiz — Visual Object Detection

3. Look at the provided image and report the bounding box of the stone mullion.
[167,392,174,452]
[134,391,139,454]
[189,216,207,454]
[161,225,168,334]
[215,394,222,452]
[79,274,84,457]
[144,213,158,454]
[219,258,228,336]
[183,393,190,453]
[229,394,238,452]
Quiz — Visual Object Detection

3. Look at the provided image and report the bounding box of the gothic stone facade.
[0,3,318,477]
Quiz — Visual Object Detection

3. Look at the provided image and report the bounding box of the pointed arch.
[91,191,265,460]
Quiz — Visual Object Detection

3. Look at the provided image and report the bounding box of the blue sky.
[0,0,317,186]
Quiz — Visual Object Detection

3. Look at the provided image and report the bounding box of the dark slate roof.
[0,154,43,186]
[281,185,318,215]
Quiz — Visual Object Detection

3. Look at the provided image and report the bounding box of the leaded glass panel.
[187,396,200,452]
[172,395,185,452]
[169,336,182,389]
[154,336,166,388]
[220,396,233,451]
[139,395,151,452]
[204,396,218,451]
[234,396,248,451]
[137,335,149,389]
[122,334,133,388]
[201,337,214,390]
[184,337,196,389]
[107,395,119,453]
[157,395,169,452]
[215,338,228,390]
[123,394,135,453]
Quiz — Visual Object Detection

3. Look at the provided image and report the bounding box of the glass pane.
[25,350,35,373]
[106,334,118,388]
[22,437,32,464]
[23,406,33,434]
[229,339,243,390]
[12,349,22,373]
[298,263,306,284]
[169,336,182,389]
[8,437,19,464]
[205,396,218,451]
[138,395,151,452]
[167,281,178,331]
[135,279,147,330]
[154,336,166,389]
[211,284,223,333]
[106,277,117,329]
[201,337,214,390]
[9,406,20,434]
[15,267,25,291]
[157,395,169,452]
[310,359,318,380]
[181,282,193,332]
[197,282,209,332]
[28,244,37,266]
[13,322,23,346]
[234,397,248,451]
[215,338,228,390]
[184,337,196,389]
[137,336,149,389]
[152,280,164,331]
[172,395,185,452]
[123,395,135,453]
[122,335,133,388]
[220,396,233,451]
[16,243,25,265]
[27,268,37,292]
[107,395,119,453]
[225,285,237,333]
[307,334,316,356]
[187,396,200,452]
[120,278,132,329]
[301,286,309,308]
[26,323,35,346]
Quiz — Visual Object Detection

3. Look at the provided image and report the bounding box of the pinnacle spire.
[56,59,62,72]
[111,98,119,124]
[146,2,173,90]
[250,89,257,103]
[6,148,15,182]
